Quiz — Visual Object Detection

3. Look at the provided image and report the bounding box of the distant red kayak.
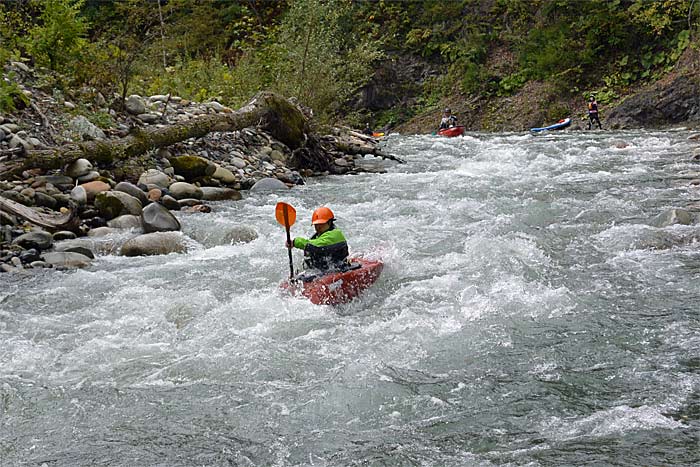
[281,258,383,305]
[437,126,465,137]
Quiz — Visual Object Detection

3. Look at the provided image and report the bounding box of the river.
[1,130,698,466]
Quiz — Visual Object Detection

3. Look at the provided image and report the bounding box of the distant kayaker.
[286,206,349,271]
[362,123,373,136]
[439,108,457,130]
[587,96,603,130]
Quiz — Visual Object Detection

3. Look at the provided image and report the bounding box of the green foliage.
[0,76,29,113]
[86,110,114,129]
[143,57,238,104]
[544,102,569,122]
[0,5,29,64]
[250,0,381,120]
[27,0,89,73]
[497,70,529,96]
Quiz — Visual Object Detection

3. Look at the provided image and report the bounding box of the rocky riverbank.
[0,63,396,274]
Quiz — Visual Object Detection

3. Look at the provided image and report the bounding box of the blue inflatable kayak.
[530,117,571,133]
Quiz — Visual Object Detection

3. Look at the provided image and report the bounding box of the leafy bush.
[0,77,29,113]
[26,0,89,73]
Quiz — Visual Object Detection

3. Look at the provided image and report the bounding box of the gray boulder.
[69,116,106,140]
[115,181,149,206]
[13,231,53,250]
[121,231,188,256]
[95,191,143,220]
[107,214,143,230]
[125,95,146,115]
[168,181,203,200]
[223,226,258,244]
[141,202,181,233]
[138,169,171,188]
[69,185,88,206]
[250,177,289,192]
[41,251,92,268]
[65,158,94,178]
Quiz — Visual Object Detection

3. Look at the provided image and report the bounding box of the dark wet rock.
[141,202,181,233]
[53,231,77,241]
[59,246,95,259]
[34,191,58,209]
[1,210,17,226]
[2,190,33,206]
[34,175,74,190]
[160,195,181,211]
[607,74,700,129]
[19,248,40,263]
[84,216,108,229]
[120,231,188,256]
[13,231,53,250]
[51,193,73,208]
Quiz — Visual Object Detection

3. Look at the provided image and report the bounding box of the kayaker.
[362,123,373,136]
[587,96,603,130]
[439,108,457,130]
[285,206,349,271]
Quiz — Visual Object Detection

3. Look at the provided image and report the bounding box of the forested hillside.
[2,0,699,132]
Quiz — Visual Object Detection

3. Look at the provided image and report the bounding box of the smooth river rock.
[120,231,188,256]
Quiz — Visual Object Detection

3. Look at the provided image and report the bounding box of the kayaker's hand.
[286,239,293,249]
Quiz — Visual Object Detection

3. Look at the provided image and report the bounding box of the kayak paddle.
[275,202,296,279]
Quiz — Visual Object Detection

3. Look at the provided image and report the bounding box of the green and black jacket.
[293,227,349,270]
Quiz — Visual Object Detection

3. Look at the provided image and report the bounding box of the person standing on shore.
[587,96,603,130]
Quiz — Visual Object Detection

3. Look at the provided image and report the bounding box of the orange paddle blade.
[275,202,296,227]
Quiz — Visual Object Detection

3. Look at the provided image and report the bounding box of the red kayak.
[437,126,465,137]
[281,258,383,305]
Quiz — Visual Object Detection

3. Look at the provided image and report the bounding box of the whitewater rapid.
[1,129,698,466]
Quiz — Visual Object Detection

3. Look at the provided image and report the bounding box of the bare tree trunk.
[4,92,308,177]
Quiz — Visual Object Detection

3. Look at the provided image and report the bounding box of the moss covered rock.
[170,155,216,181]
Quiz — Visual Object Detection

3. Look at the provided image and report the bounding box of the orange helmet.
[311,206,335,224]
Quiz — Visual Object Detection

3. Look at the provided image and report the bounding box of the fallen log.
[0,196,79,232]
[5,91,308,176]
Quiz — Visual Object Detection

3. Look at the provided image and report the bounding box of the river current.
[1,130,699,466]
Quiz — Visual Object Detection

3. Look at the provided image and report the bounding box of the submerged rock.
[250,177,288,192]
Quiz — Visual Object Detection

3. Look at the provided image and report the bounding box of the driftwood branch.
[0,196,79,232]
